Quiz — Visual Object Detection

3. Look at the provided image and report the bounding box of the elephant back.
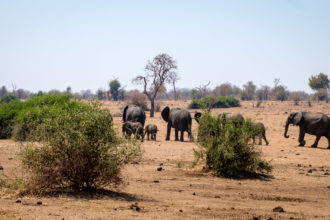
[170,108,192,130]
[123,105,146,126]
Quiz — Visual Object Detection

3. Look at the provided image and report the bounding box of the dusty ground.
[1,100,330,219]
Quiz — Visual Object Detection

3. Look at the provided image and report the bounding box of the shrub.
[128,91,148,110]
[20,100,141,193]
[188,96,240,109]
[0,94,19,105]
[193,111,272,178]
[0,100,23,139]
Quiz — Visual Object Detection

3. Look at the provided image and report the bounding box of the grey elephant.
[284,111,330,148]
[122,121,144,142]
[144,124,158,141]
[123,104,146,126]
[220,112,244,126]
[250,122,269,146]
[194,112,244,127]
[161,106,192,141]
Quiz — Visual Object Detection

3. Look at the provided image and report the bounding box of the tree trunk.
[173,83,177,100]
[150,99,155,118]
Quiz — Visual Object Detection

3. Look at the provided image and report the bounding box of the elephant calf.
[122,121,144,142]
[250,122,269,146]
[144,124,158,141]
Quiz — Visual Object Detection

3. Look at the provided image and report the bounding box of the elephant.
[122,121,144,142]
[161,106,192,142]
[144,124,158,141]
[194,112,244,127]
[284,111,330,149]
[122,104,146,126]
[220,112,245,127]
[250,122,269,146]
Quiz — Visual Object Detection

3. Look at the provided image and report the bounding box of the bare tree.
[132,53,178,117]
[168,72,180,100]
[191,82,211,99]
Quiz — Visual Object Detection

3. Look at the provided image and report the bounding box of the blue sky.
[1,0,330,93]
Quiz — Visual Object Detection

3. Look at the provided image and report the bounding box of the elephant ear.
[194,112,202,123]
[293,112,303,125]
[123,105,128,122]
[161,106,170,122]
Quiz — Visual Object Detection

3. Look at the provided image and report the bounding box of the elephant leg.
[166,124,171,141]
[147,132,150,140]
[180,130,184,142]
[263,132,269,146]
[311,136,321,148]
[327,136,330,149]
[154,134,157,141]
[252,136,256,144]
[175,129,179,141]
[298,128,306,146]
[258,136,262,145]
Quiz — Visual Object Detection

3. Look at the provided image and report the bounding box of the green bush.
[13,94,83,141]
[0,94,19,105]
[20,99,141,193]
[0,100,23,139]
[194,111,271,178]
[188,96,240,109]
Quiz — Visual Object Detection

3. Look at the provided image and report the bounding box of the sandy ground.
[1,100,330,219]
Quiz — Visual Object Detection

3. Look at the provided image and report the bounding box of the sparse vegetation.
[193,111,272,178]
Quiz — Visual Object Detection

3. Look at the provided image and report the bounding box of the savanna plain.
[1,100,330,220]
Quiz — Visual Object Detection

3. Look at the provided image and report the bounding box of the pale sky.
[1,0,330,93]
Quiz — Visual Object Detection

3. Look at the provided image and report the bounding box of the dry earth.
[1,100,330,220]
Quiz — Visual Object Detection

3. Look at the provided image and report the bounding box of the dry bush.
[127,90,148,110]
[19,96,141,193]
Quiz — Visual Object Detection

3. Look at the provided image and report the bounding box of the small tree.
[0,86,8,97]
[191,82,211,99]
[213,83,233,97]
[308,73,329,102]
[66,86,72,94]
[109,79,121,101]
[256,85,271,101]
[240,81,256,100]
[132,53,178,117]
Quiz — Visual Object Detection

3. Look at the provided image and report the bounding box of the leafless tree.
[132,53,178,117]
[191,81,211,99]
[168,72,180,100]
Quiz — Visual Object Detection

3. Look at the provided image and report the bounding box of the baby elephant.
[144,124,158,141]
[122,121,144,142]
[250,122,269,146]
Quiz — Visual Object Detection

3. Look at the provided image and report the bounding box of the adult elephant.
[122,105,146,126]
[284,111,330,149]
[161,106,192,141]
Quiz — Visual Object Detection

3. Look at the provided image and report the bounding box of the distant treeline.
[1,73,329,104]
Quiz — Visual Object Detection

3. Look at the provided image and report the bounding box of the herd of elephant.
[122,104,330,149]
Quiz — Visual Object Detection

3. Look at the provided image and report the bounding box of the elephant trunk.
[284,119,290,138]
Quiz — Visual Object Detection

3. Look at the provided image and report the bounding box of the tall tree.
[132,53,178,117]
[109,79,121,101]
